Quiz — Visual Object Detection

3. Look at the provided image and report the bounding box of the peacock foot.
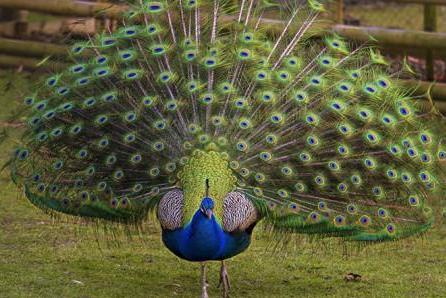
[218,260,231,298]
[201,284,209,298]
[201,262,209,298]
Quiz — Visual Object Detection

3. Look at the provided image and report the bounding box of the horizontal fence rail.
[332,25,446,50]
[0,54,65,70]
[0,37,66,57]
[0,0,126,18]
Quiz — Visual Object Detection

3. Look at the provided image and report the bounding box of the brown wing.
[157,189,184,230]
[222,192,259,233]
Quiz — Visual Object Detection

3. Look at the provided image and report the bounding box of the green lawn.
[0,71,446,298]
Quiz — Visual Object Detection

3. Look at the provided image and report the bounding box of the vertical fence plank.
[337,0,344,24]
[424,4,437,81]
[0,8,28,37]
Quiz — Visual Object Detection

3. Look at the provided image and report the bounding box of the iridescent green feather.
[9,0,445,242]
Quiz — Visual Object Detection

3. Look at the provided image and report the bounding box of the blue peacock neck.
[162,196,253,262]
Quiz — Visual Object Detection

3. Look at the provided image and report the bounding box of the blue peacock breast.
[161,211,252,262]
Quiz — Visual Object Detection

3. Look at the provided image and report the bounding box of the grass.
[0,70,446,298]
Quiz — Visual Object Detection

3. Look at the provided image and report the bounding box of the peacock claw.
[218,260,231,298]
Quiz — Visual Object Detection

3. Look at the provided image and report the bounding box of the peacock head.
[200,197,214,219]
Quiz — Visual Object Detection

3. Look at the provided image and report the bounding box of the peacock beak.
[200,207,213,219]
[205,209,213,219]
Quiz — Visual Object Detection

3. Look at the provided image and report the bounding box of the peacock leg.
[201,262,209,298]
[218,260,231,298]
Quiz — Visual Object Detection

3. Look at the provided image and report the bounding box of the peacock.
[8,0,446,297]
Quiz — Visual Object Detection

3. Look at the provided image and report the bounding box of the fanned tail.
[9,0,445,240]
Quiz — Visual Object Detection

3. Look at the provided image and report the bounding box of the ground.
[0,70,445,297]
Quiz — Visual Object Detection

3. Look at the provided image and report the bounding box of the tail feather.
[9,0,445,239]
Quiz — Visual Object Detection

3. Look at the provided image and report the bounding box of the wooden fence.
[0,0,125,18]
[1,0,446,48]
[0,0,445,105]
[336,0,446,80]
